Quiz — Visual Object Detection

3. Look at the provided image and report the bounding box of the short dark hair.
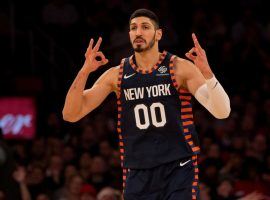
[129,9,159,29]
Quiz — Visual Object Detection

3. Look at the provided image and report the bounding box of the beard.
[132,32,156,53]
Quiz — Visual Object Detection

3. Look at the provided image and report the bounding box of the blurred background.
[0,0,270,199]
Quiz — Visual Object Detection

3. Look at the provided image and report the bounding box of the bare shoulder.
[173,56,196,76]
[104,65,120,75]
[103,65,120,92]
[100,65,120,80]
[171,56,200,90]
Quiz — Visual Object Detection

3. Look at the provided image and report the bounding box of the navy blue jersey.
[116,51,200,169]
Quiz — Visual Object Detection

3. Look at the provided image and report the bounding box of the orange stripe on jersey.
[188,141,194,146]
[185,135,191,140]
[184,128,189,133]
[192,182,198,186]
[181,108,192,112]
[120,149,124,153]
[170,68,175,73]
[180,95,192,100]
[168,55,179,89]
[192,146,200,152]
[181,114,193,119]
[116,59,125,98]
[181,101,191,106]
[183,121,194,126]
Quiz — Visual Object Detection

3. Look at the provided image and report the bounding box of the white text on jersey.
[123,84,171,101]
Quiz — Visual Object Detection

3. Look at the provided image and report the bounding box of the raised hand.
[185,33,213,78]
[13,166,27,183]
[82,37,109,73]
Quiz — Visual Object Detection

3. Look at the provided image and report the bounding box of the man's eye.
[143,26,149,29]
[130,27,136,30]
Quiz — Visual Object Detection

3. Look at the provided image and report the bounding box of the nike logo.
[124,73,136,79]
[179,159,191,167]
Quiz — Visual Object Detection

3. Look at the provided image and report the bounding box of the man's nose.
[136,27,142,36]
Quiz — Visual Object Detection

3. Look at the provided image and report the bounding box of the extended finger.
[85,38,94,57]
[93,37,102,52]
[192,33,201,48]
[88,38,94,50]
[192,34,206,56]
[192,33,204,52]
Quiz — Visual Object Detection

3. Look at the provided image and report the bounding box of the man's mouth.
[134,38,145,44]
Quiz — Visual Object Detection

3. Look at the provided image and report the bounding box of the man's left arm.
[177,33,231,119]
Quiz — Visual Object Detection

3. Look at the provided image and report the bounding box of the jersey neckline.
[129,50,167,74]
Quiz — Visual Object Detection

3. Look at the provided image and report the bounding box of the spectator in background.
[13,166,31,200]
[199,182,211,200]
[29,138,47,167]
[80,184,97,200]
[53,174,84,200]
[79,152,92,180]
[0,129,21,200]
[96,187,121,200]
[62,145,76,165]
[26,164,49,199]
[45,154,64,191]
[89,156,112,191]
[36,193,50,200]
[99,140,114,160]
[79,125,99,156]
[213,177,236,200]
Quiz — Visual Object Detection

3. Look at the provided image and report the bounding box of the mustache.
[133,37,146,44]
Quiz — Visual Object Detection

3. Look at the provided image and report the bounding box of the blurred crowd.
[1,0,270,199]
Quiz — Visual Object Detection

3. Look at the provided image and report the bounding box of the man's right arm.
[62,67,117,122]
[62,37,117,122]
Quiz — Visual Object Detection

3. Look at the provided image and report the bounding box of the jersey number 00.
[134,102,166,129]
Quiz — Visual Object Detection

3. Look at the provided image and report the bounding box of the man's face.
[129,17,162,52]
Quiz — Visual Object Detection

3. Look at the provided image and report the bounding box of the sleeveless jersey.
[116,51,200,169]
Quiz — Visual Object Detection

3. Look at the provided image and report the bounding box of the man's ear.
[156,29,162,41]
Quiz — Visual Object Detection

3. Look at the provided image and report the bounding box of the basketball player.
[63,9,230,200]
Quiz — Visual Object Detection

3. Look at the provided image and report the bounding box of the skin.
[63,16,214,122]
